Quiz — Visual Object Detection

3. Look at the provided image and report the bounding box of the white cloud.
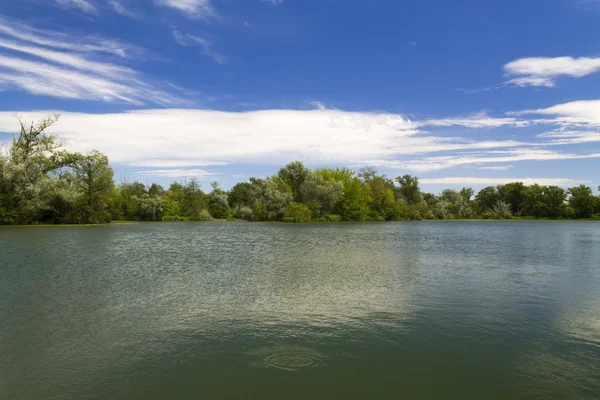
[0,19,181,105]
[505,76,555,88]
[55,0,97,13]
[0,107,596,173]
[418,112,528,128]
[504,57,600,87]
[478,165,514,171]
[135,169,218,178]
[155,0,216,18]
[107,0,140,18]
[262,0,284,5]
[0,17,136,58]
[364,148,600,172]
[510,100,600,125]
[311,101,326,110]
[420,177,586,186]
[0,39,135,79]
[537,129,600,144]
[172,30,226,64]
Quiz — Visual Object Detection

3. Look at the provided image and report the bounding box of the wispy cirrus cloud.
[107,0,141,18]
[509,99,600,125]
[172,29,226,64]
[135,169,218,179]
[504,57,600,87]
[478,165,514,171]
[0,17,183,105]
[54,0,97,13]
[155,0,216,18]
[420,177,586,186]
[364,148,600,172]
[418,112,529,128]
[262,0,284,5]
[0,17,136,58]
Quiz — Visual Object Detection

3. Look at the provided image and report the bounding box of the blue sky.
[0,0,599,193]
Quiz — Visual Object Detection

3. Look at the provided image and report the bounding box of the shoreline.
[2,218,600,228]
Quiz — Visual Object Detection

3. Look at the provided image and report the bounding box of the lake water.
[1,221,599,399]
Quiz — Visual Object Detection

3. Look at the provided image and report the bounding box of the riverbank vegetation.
[1,117,600,225]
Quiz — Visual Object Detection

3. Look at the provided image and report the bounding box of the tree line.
[1,117,599,225]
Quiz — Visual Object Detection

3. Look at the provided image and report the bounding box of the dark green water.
[1,222,599,399]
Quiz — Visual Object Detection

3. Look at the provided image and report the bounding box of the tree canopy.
[2,119,600,225]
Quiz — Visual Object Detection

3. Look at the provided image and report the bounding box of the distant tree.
[148,183,165,198]
[285,202,312,222]
[544,186,567,219]
[395,175,421,205]
[460,187,475,203]
[228,182,257,211]
[493,201,512,219]
[299,172,344,218]
[339,177,371,221]
[498,182,527,215]
[208,181,230,219]
[569,185,595,218]
[72,150,114,223]
[132,194,164,221]
[475,186,499,213]
[278,161,309,201]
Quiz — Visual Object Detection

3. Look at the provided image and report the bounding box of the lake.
[1,221,599,399]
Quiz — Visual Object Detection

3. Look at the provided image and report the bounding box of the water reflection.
[1,221,599,400]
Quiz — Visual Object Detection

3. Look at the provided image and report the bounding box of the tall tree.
[278,161,309,201]
[73,150,114,223]
[395,175,421,205]
[569,185,595,218]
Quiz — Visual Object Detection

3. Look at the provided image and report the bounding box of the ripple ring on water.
[265,351,323,371]
[251,346,325,371]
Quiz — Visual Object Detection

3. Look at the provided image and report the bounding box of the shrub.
[285,202,311,222]
[193,210,213,221]
[325,214,342,222]
[163,215,190,221]
[282,217,294,223]
[237,206,253,221]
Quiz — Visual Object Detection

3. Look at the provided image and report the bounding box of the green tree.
[395,175,421,205]
[569,185,595,218]
[132,194,164,221]
[498,182,527,215]
[360,169,395,220]
[544,186,567,219]
[148,183,165,198]
[285,202,311,222]
[72,150,115,224]
[338,177,371,221]
[475,186,499,213]
[208,181,230,219]
[298,172,344,218]
[278,161,309,201]
[460,187,474,203]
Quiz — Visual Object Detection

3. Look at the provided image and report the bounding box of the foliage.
[2,120,599,225]
[285,202,312,222]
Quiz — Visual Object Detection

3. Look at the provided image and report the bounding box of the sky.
[0,0,599,193]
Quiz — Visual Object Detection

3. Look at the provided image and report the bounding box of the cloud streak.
[54,0,97,13]
[420,177,586,186]
[172,29,226,64]
[0,17,182,105]
[0,101,598,173]
[504,57,600,87]
[155,0,216,18]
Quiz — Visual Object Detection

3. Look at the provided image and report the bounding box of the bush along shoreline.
[2,117,600,225]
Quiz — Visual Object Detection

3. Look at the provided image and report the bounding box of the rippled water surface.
[1,221,600,399]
